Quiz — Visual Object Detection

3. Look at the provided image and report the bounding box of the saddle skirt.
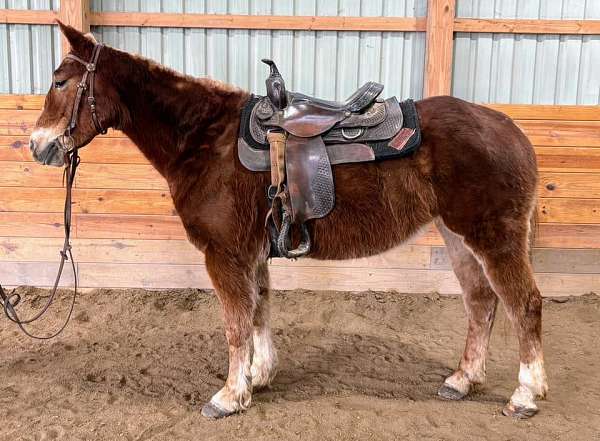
[238,95,422,173]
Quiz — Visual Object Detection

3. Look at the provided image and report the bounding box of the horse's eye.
[54,79,67,89]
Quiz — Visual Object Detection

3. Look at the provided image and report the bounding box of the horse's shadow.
[1,323,507,409]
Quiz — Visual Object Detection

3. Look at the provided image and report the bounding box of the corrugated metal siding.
[89,0,427,100]
[0,0,61,94]
[453,0,600,104]
[2,0,598,103]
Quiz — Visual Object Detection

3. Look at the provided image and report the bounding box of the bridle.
[0,43,105,339]
[64,43,107,139]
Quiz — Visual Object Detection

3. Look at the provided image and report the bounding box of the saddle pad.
[237,95,421,172]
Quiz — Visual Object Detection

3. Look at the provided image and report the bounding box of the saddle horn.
[262,59,287,110]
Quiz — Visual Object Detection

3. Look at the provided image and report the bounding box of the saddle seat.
[257,83,385,138]
[289,81,384,113]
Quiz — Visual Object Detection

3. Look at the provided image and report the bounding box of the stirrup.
[277,210,311,258]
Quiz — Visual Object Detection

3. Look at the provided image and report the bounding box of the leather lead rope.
[0,150,79,339]
[0,43,105,339]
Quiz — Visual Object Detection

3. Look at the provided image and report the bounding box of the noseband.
[0,43,106,339]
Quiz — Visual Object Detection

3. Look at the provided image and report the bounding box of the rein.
[0,43,105,339]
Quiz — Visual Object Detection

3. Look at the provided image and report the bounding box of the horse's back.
[309,96,537,260]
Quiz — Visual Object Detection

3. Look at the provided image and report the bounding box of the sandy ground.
[0,287,598,441]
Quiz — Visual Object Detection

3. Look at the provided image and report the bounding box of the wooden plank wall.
[0,95,599,295]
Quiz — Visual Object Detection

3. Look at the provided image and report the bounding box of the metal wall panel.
[453,0,600,104]
[3,0,598,104]
[89,0,427,100]
[0,0,60,94]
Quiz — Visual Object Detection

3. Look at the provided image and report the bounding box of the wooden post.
[59,0,91,57]
[424,0,456,97]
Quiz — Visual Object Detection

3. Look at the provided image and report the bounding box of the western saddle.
[238,59,421,259]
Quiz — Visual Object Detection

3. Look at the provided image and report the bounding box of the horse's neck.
[116,58,248,178]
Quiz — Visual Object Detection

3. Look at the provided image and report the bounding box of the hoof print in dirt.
[437,384,467,401]
[201,401,237,419]
[502,403,539,419]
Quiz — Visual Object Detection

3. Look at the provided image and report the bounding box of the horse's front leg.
[201,250,257,419]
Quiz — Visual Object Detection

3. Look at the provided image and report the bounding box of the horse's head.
[30,21,122,167]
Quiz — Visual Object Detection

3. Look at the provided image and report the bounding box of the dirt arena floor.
[0,287,598,441]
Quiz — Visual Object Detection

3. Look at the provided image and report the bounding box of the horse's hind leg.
[436,220,499,400]
[251,262,278,389]
[467,222,548,418]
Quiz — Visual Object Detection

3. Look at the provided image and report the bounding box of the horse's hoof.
[201,401,236,419]
[438,383,467,401]
[502,402,539,419]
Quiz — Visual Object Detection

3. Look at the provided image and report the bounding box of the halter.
[0,43,106,339]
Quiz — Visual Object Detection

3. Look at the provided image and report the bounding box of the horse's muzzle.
[31,139,65,167]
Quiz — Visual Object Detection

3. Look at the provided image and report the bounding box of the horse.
[29,22,547,419]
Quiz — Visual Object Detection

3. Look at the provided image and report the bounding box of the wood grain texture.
[0,260,595,295]
[489,105,600,121]
[0,8,57,25]
[517,120,600,147]
[424,0,455,97]
[89,12,427,32]
[536,147,600,173]
[0,162,64,187]
[75,214,186,240]
[3,11,597,36]
[431,246,600,274]
[78,138,148,164]
[538,198,600,224]
[59,0,91,56]
[0,136,147,163]
[0,261,75,286]
[0,236,433,269]
[0,136,33,161]
[454,18,600,35]
[0,212,67,238]
[533,224,600,249]
[0,109,124,137]
[77,262,209,289]
[71,262,600,295]
[0,237,202,264]
[0,94,46,110]
[414,223,600,249]
[0,109,39,136]
[76,163,168,190]
[0,187,175,214]
[539,173,600,199]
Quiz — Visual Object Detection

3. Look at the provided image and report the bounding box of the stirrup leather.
[265,130,312,258]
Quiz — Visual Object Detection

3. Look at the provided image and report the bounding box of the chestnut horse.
[30,23,547,419]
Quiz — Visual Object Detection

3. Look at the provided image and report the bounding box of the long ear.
[56,20,94,55]
[84,32,98,44]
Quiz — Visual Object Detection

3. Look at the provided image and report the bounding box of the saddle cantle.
[238,59,422,259]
